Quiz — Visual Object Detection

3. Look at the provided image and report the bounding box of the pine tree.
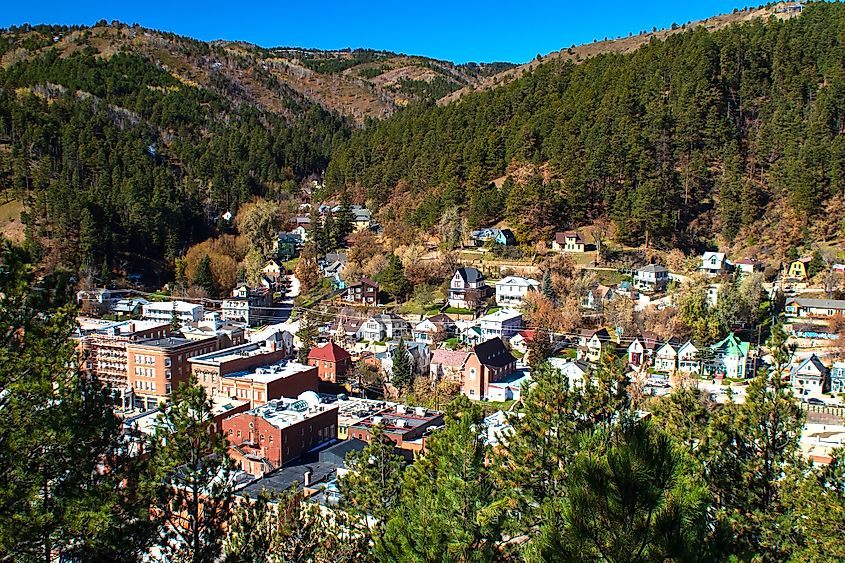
[146,379,233,563]
[338,424,405,541]
[390,338,413,390]
[530,420,718,561]
[169,301,181,332]
[295,313,318,364]
[541,268,554,301]
[378,254,409,303]
[650,386,711,453]
[307,204,323,255]
[526,330,553,368]
[0,241,156,561]
[378,396,505,561]
[498,361,581,540]
[701,322,804,558]
[193,254,214,293]
[223,488,327,562]
[333,191,354,246]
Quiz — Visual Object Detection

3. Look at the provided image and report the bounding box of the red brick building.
[220,361,319,407]
[127,336,221,410]
[223,394,338,476]
[189,340,289,399]
[347,404,444,452]
[77,319,172,409]
[307,341,353,383]
[461,337,517,400]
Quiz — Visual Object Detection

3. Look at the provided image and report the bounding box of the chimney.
[303,468,313,487]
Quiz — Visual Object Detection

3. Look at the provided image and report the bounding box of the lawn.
[444,306,474,315]
[478,399,516,414]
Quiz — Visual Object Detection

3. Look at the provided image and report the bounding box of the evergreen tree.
[526,330,553,368]
[338,424,405,542]
[170,301,181,332]
[530,420,718,562]
[193,254,214,293]
[378,396,505,562]
[223,488,329,562]
[307,205,323,255]
[701,323,804,558]
[807,249,826,278]
[333,191,355,246]
[390,338,413,390]
[378,254,410,303]
[499,362,581,541]
[146,379,233,563]
[0,241,155,561]
[541,269,554,301]
[650,386,711,453]
[295,313,318,364]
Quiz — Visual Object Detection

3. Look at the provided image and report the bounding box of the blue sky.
[2,1,749,63]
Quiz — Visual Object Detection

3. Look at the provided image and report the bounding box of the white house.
[357,313,410,342]
[357,317,386,342]
[448,267,489,309]
[708,333,752,379]
[581,285,614,311]
[578,328,611,363]
[785,298,845,318]
[142,300,204,324]
[634,264,669,292]
[790,354,829,397]
[486,370,531,402]
[478,308,524,341]
[412,318,439,345]
[495,276,540,307]
[734,258,761,277]
[549,357,590,389]
[654,342,678,373]
[700,252,731,277]
[626,332,661,369]
[676,341,700,374]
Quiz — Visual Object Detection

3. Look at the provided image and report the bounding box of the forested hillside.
[325,2,845,253]
[0,23,348,275]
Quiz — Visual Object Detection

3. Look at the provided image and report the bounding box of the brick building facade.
[223,395,338,475]
[307,341,353,383]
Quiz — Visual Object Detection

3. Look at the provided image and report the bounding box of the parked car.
[807,397,826,406]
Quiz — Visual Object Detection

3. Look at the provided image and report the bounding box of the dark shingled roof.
[473,337,516,368]
[456,267,483,284]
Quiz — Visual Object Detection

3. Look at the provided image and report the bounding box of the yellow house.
[262,259,284,278]
[788,257,811,280]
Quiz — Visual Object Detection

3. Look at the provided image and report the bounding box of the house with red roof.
[307,341,353,383]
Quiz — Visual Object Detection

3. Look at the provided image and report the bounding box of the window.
[237,430,241,438]
[269,436,273,443]
[260,434,265,442]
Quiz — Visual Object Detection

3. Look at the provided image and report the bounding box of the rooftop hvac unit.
[290,400,308,412]
[415,406,427,417]
[395,419,406,429]
[396,404,407,414]
[372,416,383,425]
